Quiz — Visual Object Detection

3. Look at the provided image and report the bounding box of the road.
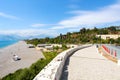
[61,45,120,80]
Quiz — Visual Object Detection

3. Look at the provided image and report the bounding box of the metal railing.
[100,44,120,59]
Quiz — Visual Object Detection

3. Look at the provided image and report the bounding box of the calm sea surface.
[0,40,18,49]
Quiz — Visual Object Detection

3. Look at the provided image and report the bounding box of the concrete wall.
[33,44,92,80]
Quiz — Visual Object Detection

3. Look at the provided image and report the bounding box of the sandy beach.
[0,41,44,78]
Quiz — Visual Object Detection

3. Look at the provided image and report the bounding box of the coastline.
[0,41,44,78]
[0,40,19,49]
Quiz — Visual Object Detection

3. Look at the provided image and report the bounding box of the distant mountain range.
[0,34,54,41]
[0,34,20,41]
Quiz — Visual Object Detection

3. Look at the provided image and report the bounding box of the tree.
[109,38,115,44]
[115,37,120,45]
[62,44,67,50]
[45,37,50,43]
[108,26,117,34]
[80,28,86,34]
[93,27,98,32]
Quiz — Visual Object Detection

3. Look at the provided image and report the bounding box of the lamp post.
[100,32,102,46]
[100,35,101,46]
[60,33,62,44]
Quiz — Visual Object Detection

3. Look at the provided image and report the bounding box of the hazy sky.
[0,0,119,37]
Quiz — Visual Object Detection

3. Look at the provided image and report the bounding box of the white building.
[66,44,78,48]
[96,34,120,40]
[36,44,53,52]
[28,44,35,48]
[51,44,62,48]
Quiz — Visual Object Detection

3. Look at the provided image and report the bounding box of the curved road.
[61,45,120,80]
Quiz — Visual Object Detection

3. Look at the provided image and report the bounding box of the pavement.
[61,45,120,80]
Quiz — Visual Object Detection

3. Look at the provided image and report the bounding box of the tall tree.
[80,28,86,34]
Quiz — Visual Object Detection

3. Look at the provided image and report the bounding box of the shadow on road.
[60,45,92,80]
[60,57,70,80]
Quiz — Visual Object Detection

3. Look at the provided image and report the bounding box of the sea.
[0,40,18,49]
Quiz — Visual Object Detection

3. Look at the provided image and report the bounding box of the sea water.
[0,40,18,48]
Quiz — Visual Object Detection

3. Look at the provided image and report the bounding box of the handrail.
[100,44,120,65]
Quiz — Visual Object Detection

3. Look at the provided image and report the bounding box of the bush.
[62,44,68,50]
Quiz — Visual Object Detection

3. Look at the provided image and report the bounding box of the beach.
[0,41,44,78]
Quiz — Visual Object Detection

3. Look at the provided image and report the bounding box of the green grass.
[1,51,58,80]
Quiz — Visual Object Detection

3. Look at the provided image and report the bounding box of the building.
[96,34,120,40]
[66,44,78,48]
[28,44,35,48]
[51,44,62,48]
[36,44,53,52]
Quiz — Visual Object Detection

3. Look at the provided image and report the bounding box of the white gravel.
[62,45,120,80]
[0,41,44,78]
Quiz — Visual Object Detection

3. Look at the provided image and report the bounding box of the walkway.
[61,45,120,80]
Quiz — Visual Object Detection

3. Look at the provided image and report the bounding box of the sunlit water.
[0,40,18,49]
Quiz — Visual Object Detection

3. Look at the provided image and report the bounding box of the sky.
[0,0,120,38]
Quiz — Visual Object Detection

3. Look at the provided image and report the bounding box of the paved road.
[61,45,120,80]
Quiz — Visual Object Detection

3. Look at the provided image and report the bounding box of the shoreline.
[0,41,44,78]
[0,40,19,49]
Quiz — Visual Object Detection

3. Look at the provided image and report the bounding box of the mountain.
[0,34,54,41]
[0,34,21,41]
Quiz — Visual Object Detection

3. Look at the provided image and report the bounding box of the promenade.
[61,45,120,80]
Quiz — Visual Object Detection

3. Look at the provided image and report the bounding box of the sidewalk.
[61,45,120,80]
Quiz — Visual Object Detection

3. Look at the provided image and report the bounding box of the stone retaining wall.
[33,44,92,80]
